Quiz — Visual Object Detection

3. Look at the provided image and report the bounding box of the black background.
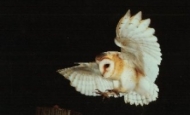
[0,0,189,115]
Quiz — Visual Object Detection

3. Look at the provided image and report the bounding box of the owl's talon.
[106,89,120,96]
[95,89,110,99]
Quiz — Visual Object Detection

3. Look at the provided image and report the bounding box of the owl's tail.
[124,83,159,106]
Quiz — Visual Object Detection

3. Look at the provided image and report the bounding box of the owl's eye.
[104,64,110,68]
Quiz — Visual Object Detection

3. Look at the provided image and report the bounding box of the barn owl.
[57,10,162,106]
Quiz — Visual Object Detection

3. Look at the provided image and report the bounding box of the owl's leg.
[106,87,128,97]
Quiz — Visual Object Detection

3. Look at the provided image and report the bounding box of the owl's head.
[95,51,123,79]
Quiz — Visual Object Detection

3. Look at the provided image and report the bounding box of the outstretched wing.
[57,62,114,96]
[115,10,162,106]
[115,10,162,82]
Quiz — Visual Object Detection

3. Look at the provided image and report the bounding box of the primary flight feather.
[57,10,162,106]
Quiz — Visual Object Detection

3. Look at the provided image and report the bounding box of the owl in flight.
[58,10,162,106]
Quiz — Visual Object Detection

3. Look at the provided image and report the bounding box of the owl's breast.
[108,56,125,80]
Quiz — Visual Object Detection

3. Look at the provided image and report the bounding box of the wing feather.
[124,92,152,106]
[80,76,85,94]
[57,62,114,96]
[115,10,162,82]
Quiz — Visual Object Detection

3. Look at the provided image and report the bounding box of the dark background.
[0,0,189,115]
